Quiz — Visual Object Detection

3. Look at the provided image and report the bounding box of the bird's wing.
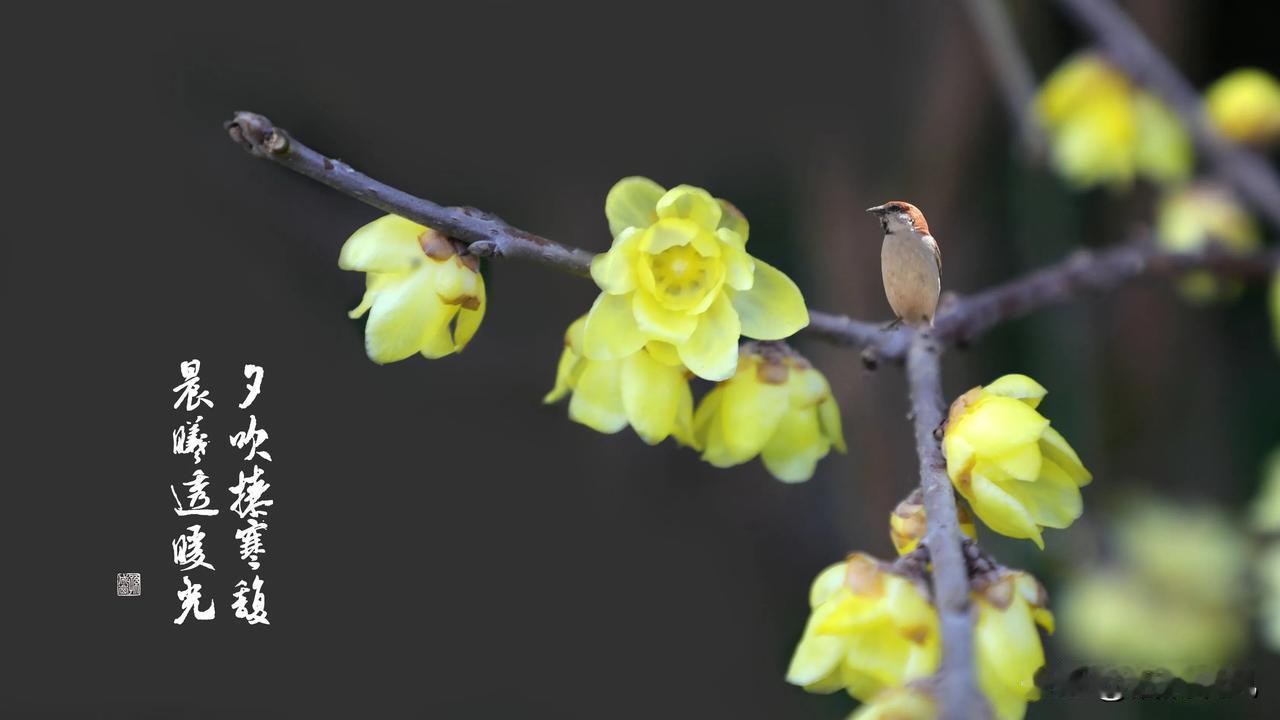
[926,235,941,276]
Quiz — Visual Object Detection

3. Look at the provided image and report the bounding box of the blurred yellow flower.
[889,490,977,556]
[1060,499,1247,680]
[1036,53,1192,189]
[943,374,1092,549]
[545,315,695,447]
[1117,501,1247,608]
[1061,571,1244,682]
[974,571,1054,720]
[339,215,486,364]
[585,178,809,381]
[1205,68,1280,146]
[849,686,937,720]
[1156,183,1260,301]
[786,554,940,701]
[1258,544,1280,652]
[693,342,845,482]
[1253,449,1280,532]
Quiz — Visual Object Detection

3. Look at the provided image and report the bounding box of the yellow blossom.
[544,315,695,447]
[1258,544,1280,652]
[974,571,1054,720]
[1253,450,1280,532]
[692,342,845,482]
[849,686,937,720]
[1060,499,1247,680]
[584,177,809,381]
[1117,501,1247,608]
[1205,68,1280,146]
[339,215,485,364]
[943,374,1092,549]
[889,491,977,556]
[1156,183,1260,301]
[1061,571,1244,682]
[1036,53,1192,189]
[786,554,940,701]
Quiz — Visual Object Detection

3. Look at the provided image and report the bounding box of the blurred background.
[1,1,1277,717]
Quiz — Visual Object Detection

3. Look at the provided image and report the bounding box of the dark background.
[1,1,1277,718]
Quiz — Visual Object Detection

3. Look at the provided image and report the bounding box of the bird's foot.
[881,317,903,331]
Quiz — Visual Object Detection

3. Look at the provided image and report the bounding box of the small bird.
[867,201,941,327]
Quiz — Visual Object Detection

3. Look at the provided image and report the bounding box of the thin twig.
[962,0,1046,158]
[905,333,987,720]
[1053,0,1280,229]
[224,111,1277,365]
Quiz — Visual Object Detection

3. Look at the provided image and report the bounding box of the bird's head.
[866,201,930,236]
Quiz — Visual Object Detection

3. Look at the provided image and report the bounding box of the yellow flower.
[974,571,1054,720]
[1061,570,1245,682]
[889,491,977,556]
[786,554,940,701]
[1156,183,1260,301]
[339,215,485,364]
[1252,449,1280,533]
[1205,68,1280,146]
[849,686,937,720]
[1060,499,1247,680]
[692,342,845,482]
[1036,53,1192,189]
[1258,544,1280,652]
[943,374,1092,549]
[544,315,695,447]
[584,178,809,381]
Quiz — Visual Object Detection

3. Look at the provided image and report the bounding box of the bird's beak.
[866,205,887,214]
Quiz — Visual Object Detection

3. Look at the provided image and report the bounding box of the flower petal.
[348,272,398,319]
[992,443,1043,482]
[605,177,664,237]
[590,227,640,295]
[717,199,750,243]
[1005,460,1084,529]
[966,472,1044,548]
[976,595,1045,699]
[338,214,428,273]
[677,294,741,381]
[363,266,451,364]
[633,289,698,342]
[583,292,647,361]
[451,274,486,352]
[621,350,683,445]
[720,367,791,461]
[543,347,580,404]
[818,397,848,454]
[730,258,809,340]
[1039,426,1092,486]
[568,359,627,434]
[952,396,1050,458]
[420,315,459,359]
[981,374,1047,408]
[671,379,698,450]
[644,340,683,366]
[655,185,722,229]
[761,407,830,483]
[719,230,756,290]
[810,562,849,607]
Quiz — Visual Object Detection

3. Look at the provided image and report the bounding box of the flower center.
[648,245,714,310]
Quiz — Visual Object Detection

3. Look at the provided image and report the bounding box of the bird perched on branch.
[867,201,941,327]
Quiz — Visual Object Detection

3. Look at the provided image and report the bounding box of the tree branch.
[934,236,1279,347]
[905,333,987,720]
[224,111,1277,366]
[1052,0,1280,229]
